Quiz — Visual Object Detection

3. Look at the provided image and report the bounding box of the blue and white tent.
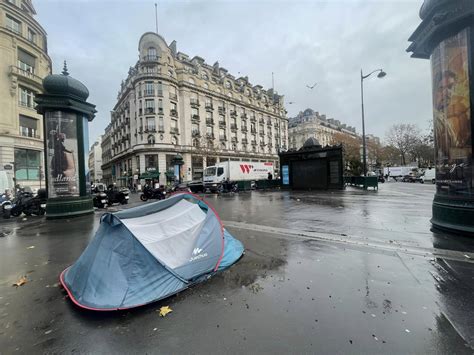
[60,193,244,311]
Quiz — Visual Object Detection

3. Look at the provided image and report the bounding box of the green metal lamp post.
[408,0,474,235]
[35,62,96,219]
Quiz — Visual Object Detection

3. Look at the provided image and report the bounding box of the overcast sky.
[35,0,431,144]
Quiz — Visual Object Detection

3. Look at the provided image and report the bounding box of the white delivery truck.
[203,161,274,191]
[383,166,417,179]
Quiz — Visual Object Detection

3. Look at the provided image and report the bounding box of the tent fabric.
[60,193,244,311]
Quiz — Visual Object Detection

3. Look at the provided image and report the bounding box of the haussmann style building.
[0,0,51,191]
[288,108,359,149]
[102,32,288,187]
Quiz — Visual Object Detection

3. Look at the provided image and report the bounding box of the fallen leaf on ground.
[13,276,27,287]
[158,306,173,317]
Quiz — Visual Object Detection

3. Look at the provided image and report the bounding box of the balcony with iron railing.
[231,137,238,143]
[158,125,165,133]
[169,93,178,101]
[218,106,226,113]
[241,138,248,144]
[250,128,256,133]
[241,126,248,132]
[144,126,156,133]
[219,121,226,128]
[145,107,155,114]
[190,98,200,107]
[206,118,214,125]
[230,110,237,117]
[259,131,264,137]
[205,103,213,110]
[144,90,155,97]
[206,133,215,140]
[170,127,179,134]
[219,135,227,142]
[250,116,256,122]
[192,130,201,137]
[230,123,238,131]
[251,140,257,145]
[191,114,200,122]
[142,55,160,62]
[10,66,42,88]
[170,109,178,117]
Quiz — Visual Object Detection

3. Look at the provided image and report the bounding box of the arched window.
[227,92,232,98]
[221,142,226,150]
[189,78,195,85]
[147,135,155,144]
[193,139,199,147]
[147,47,157,60]
[171,136,178,145]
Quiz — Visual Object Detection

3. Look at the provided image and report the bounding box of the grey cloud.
[35,0,430,143]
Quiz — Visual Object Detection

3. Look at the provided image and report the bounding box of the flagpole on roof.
[155,3,158,34]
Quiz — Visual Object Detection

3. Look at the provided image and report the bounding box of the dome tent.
[60,193,244,310]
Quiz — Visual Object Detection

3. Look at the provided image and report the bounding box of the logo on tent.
[190,247,208,262]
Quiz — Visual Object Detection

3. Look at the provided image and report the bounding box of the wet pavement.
[1,182,474,354]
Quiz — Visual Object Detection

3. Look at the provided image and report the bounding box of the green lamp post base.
[432,196,474,236]
[46,196,94,219]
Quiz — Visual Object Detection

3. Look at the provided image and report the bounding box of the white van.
[422,169,436,184]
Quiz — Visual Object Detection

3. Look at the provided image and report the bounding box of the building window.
[144,81,154,96]
[19,86,35,108]
[147,47,157,60]
[14,148,40,180]
[147,135,155,144]
[17,48,35,73]
[27,28,35,43]
[158,116,164,132]
[6,14,21,34]
[145,117,155,131]
[145,154,158,170]
[19,115,38,138]
[145,99,155,113]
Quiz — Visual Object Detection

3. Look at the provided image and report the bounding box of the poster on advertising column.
[45,111,80,197]
[431,28,472,195]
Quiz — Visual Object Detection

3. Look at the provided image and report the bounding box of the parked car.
[401,174,423,183]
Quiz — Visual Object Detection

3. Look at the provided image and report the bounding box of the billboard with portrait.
[45,111,80,197]
[431,28,472,196]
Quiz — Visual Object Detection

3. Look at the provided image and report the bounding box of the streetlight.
[360,68,386,176]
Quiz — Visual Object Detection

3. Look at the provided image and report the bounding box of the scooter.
[0,193,12,219]
[11,189,47,217]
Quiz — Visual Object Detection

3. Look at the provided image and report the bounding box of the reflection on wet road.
[0,182,473,353]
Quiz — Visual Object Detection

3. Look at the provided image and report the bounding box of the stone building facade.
[88,137,102,183]
[0,0,51,191]
[102,32,288,186]
[288,109,359,150]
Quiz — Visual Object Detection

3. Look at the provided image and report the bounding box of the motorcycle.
[92,191,109,209]
[106,185,130,205]
[11,189,47,217]
[219,181,239,194]
[140,185,166,201]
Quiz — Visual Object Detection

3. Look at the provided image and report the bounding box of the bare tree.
[385,124,421,166]
[331,132,362,175]
[191,135,220,167]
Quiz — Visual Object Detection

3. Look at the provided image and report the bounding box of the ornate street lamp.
[408,0,474,235]
[360,69,386,177]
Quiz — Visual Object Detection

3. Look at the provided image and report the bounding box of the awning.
[139,171,160,179]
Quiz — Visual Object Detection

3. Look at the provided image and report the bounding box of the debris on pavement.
[12,276,27,287]
[158,306,173,317]
[27,246,35,249]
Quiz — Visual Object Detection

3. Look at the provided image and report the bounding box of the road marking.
[222,220,474,263]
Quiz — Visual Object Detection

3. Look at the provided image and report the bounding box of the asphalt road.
[1,182,473,354]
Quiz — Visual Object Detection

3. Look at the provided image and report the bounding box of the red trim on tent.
[59,268,147,311]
